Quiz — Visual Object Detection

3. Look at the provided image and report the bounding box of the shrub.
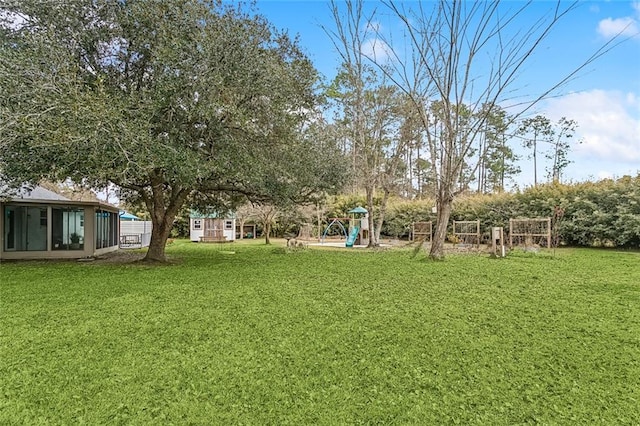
[320,175,640,248]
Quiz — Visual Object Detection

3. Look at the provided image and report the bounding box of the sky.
[254,0,640,189]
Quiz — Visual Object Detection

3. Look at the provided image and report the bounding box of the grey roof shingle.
[12,185,70,201]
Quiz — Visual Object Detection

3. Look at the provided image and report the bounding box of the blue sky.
[255,0,640,188]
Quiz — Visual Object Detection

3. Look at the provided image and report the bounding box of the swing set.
[321,217,349,242]
[320,207,369,247]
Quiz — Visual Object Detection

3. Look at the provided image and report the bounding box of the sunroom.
[0,186,119,261]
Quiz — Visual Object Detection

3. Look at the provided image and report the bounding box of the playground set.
[297,207,551,256]
[321,206,369,247]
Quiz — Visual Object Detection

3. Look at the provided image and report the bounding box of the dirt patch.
[92,250,182,265]
[405,241,493,255]
[92,250,148,264]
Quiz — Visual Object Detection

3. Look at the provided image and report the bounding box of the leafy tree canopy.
[0,0,346,261]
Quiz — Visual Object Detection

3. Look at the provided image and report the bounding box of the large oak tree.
[0,0,344,261]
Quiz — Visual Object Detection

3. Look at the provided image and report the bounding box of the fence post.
[452,220,457,246]
[509,218,513,249]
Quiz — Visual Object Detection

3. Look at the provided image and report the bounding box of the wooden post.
[546,217,551,248]
[316,203,321,242]
[491,227,505,257]
[452,220,457,246]
[509,218,513,249]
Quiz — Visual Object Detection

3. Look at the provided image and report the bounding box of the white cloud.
[542,89,640,163]
[361,38,392,62]
[597,2,640,40]
[597,16,639,39]
[597,170,615,180]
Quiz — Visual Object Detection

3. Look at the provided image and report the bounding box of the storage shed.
[189,210,236,243]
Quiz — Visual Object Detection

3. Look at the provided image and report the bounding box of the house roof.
[1,184,118,212]
[12,185,70,201]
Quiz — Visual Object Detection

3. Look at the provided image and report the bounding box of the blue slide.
[345,226,360,247]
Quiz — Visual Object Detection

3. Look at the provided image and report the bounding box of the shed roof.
[190,209,236,219]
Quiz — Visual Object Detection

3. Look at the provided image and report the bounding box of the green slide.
[346,226,359,247]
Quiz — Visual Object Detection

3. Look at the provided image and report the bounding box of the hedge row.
[367,175,640,248]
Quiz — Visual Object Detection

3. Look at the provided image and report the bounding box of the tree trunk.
[317,203,322,241]
[500,135,506,192]
[416,144,422,199]
[365,185,378,247]
[552,144,560,183]
[238,218,245,240]
[533,138,538,187]
[429,195,453,260]
[142,175,190,262]
[264,222,271,245]
[374,188,391,244]
[145,219,174,262]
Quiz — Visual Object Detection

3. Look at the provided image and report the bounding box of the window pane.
[95,209,118,249]
[110,212,118,247]
[95,210,104,249]
[3,206,16,250]
[2,206,47,251]
[52,208,85,250]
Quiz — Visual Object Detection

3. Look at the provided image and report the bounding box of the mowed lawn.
[1,241,639,424]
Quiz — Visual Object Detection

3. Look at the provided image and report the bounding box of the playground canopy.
[348,206,368,214]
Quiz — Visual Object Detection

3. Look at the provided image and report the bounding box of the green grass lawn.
[1,241,639,424]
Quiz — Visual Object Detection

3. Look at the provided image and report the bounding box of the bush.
[380,199,436,239]
[374,175,640,247]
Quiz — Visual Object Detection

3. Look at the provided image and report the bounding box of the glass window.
[95,209,119,249]
[111,211,118,247]
[193,219,202,230]
[3,206,48,251]
[51,207,85,250]
[224,220,233,230]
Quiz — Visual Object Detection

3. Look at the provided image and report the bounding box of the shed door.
[204,219,223,239]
